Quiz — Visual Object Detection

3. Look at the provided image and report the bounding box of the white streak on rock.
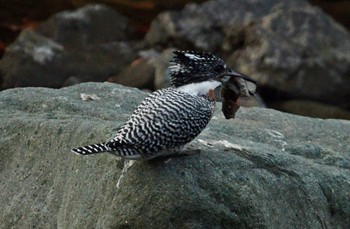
[265,128,287,151]
[116,160,135,189]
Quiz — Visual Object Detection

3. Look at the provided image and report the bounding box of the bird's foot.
[176,144,201,157]
[178,149,201,156]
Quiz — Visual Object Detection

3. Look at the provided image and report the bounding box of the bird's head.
[169,50,257,95]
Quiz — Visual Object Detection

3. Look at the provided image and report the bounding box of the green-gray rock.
[1,82,349,228]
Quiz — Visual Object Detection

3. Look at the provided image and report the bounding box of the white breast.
[176,81,221,96]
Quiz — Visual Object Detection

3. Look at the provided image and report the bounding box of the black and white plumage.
[71,50,254,160]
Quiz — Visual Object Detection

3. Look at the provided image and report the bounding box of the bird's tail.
[71,143,110,155]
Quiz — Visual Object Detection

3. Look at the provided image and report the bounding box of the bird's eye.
[213,64,225,73]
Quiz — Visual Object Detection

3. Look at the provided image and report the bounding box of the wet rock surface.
[0,82,349,228]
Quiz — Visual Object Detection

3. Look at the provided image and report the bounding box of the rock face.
[146,0,350,110]
[0,4,135,90]
[1,82,349,228]
[273,99,350,120]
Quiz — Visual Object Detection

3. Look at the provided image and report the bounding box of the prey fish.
[221,71,257,119]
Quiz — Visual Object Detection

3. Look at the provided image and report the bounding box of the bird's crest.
[169,50,227,87]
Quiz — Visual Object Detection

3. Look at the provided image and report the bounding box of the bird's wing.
[107,88,214,158]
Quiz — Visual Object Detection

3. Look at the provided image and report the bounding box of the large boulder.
[146,0,350,110]
[0,4,135,90]
[0,82,349,228]
[145,0,311,51]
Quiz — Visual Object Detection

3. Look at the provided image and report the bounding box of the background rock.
[108,55,156,90]
[0,82,349,228]
[109,48,176,91]
[145,0,308,51]
[227,5,350,110]
[272,99,350,120]
[36,4,128,46]
[1,0,350,120]
[309,0,350,31]
[145,0,350,111]
[153,48,174,90]
[0,4,135,89]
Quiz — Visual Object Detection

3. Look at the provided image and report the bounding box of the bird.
[71,50,256,160]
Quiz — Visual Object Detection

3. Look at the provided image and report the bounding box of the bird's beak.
[222,69,258,96]
[225,69,257,85]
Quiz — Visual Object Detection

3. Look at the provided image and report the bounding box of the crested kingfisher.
[71,50,256,160]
